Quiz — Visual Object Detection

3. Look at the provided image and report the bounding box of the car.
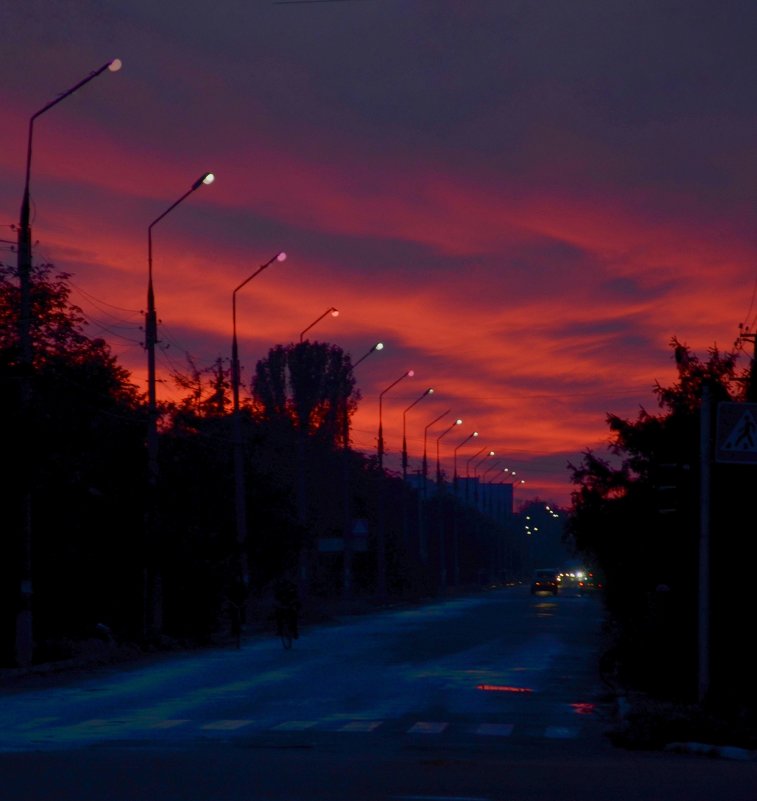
[530,569,559,595]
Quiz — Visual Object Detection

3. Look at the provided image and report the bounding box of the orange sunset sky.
[2,1,756,508]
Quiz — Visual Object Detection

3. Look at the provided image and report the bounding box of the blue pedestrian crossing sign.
[716,402,757,464]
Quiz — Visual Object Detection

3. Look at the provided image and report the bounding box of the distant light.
[202,173,215,185]
[331,308,339,317]
[375,342,384,351]
[276,251,287,262]
[407,369,415,377]
[472,431,479,437]
[455,418,463,425]
[108,58,123,72]
[477,684,533,694]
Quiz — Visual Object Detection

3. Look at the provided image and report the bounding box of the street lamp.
[423,410,450,492]
[436,418,463,485]
[17,58,123,364]
[453,431,479,493]
[231,251,287,591]
[473,450,495,478]
[144,171,215,638]
[14,58,121,668]
[378,369,414,470]
[402,387,434,480]
[342,341,383,599]
[300,307,339,342]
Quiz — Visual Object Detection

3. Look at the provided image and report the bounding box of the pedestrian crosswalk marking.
[201,719,252,730]
[474,723,514,736]
[407,721,448,734]
[339,720,383,732]
[148,719,191,729]
[6,716,587,744]
[544,725,578,739]
[271,720,317,731]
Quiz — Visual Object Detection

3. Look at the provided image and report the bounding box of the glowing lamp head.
[455,418,463,425]
[374,342,384,351]
[192,172,215,190]
[473,431,479,437]
[407,370,415,377]
[276,251,287,262]
[331,308,339,318]
[108,58,123,72]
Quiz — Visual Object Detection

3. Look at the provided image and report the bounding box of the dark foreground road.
[1,588,755,800]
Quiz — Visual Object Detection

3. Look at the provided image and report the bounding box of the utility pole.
[738,324,757,401]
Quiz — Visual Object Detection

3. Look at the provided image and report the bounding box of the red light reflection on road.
[570,702,596,715]
[477,684,533,694]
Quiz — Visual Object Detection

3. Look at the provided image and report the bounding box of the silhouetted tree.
[567,337,754,705]
[1,262,145,660]
[252,341,359,448]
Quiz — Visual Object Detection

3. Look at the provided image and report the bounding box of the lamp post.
[145,171,215,638]
[300,307,338,342]
[401,387,433,571]
[453,431,478,495]
[402,387,434,481]
[481,459,503,515]
[378,369,414,470]
[376,368,413,600]
[231,251,287,592]
[14,58,122,668]
[435,418,462,590]
[342,342,383,599]
[419,409,449,565]
[465,445,487,504]
[472,450,495,510]
[423,410,450,494]
[436,419,463,485]
[451,430,477,586]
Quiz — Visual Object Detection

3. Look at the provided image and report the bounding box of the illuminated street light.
[14,58,121,668]
[145,171,215,637]
[342,341,384,599]
[231,251,287,591]
[300,306,339,343]
[473,450,496,479]
[376,367,413,600]
[436,418,463,484]
[378,369,414,470]
[453,431,479,492]
[402,387,434,480]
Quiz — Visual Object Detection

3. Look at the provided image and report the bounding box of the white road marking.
[407,721,448,734]
[201,720,253,730]
[473,723,514,736]
[338,720,383,732]
[544,725,578,738]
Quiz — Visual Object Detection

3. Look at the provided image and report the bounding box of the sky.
[2,0,757,508]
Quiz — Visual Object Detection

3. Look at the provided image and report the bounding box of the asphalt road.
[1,587,755,801]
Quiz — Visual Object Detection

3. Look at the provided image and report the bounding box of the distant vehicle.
[530,569,559,595]
[577,571,603,592]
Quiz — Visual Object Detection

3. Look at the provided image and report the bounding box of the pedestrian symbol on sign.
[722,410,756,452]
[716,402,757,464]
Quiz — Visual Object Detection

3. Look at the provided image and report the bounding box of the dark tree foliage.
[567,337,755,707]
[252,341,359,448]
[1,263,145,661]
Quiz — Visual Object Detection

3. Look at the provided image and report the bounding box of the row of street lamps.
[14,58,525,659]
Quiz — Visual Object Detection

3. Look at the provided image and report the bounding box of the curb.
[665,741,757,761]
